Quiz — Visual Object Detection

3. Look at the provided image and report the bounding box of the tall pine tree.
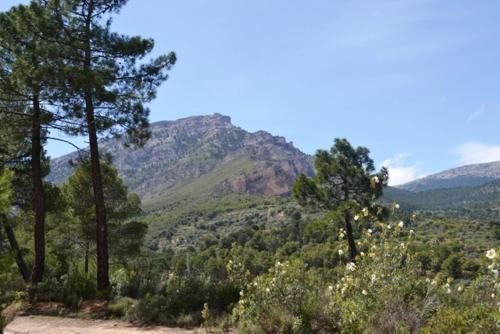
[48,0,176,291]
[0,2,64,285]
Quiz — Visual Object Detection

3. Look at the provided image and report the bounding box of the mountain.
[397,161,500,192]
[48,114,314,207]
[385,180,500,209]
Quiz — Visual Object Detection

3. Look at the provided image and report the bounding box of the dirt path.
[4,315,199,334]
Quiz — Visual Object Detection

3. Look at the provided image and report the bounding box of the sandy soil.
[4,315,200,334]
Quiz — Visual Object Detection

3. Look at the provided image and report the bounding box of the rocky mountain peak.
[48,114,313,206]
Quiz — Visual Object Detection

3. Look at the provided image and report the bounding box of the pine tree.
[293,138,388,261]
[0,2,64,286]
[48,0,176,292]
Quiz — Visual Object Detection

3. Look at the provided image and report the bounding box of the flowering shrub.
[233,259,336,333]
[232,205,500,333]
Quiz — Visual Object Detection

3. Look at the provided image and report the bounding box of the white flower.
[446,288,451,294]
[367,229,373,235]
[362,289,368,295]
[339,232,345,238]
[360,252,365,256]
[266,288,270,293]
[371,274,376,283]
[372,176,379,184]
[354,215,359,221]
[400,242,405,249]
[409,229,415,234]
[338,249,344,256]
[486,249,497,260]
[395,203,400,209]
[240,290,244,296]
[387,224,392,230]
[346,262,356,271]
[328,285,334,291]
[492,293,496,299]
[362,207,369,217]
[457,286,463,292]
[398,221,404,228]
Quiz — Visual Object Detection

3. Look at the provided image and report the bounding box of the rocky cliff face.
[48,114,314,204]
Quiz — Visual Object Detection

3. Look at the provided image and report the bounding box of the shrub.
[420,305,498,334]
[106,297,137,319]
[233,259,336,333]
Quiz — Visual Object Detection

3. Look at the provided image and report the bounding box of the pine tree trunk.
[1,215,30,282]
[85,98,110,292]
[83,0,109,293]
[344,211,357,262]
[31,93,45,286]
[84,241,89,275]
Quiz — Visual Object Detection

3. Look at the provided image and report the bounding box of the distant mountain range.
[48,113,500,215]
[397,161,500,192]
[48,114,313,207]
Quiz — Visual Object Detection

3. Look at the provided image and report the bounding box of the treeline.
[0,0,175,293]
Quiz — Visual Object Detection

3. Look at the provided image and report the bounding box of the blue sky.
[2,0,500,185]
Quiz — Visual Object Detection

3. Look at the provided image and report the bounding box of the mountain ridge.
[48,113,314,205]
[396,160,500,192]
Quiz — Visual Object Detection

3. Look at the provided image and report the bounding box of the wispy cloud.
[456,142,500,165]
[467,105,485,122]
[381,153,427,186]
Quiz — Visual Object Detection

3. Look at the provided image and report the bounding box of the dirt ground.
[4,315,200,334]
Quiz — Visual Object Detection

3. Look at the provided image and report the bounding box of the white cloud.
[467,105,484,122]
[456,142,500,165]
[381,153,426,186]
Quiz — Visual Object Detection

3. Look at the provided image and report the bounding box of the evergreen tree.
[62,158,144,274]
[0,2,65,286]
[48,0,176,291]
[293,138,388,261]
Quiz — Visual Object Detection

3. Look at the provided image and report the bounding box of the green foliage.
[420,305,499,334]
[442,253,464,279]
[0,169,13,213]
[234,259,335,334]
[60,159,145,267]
[36,269,96,309]
[106,297,137,319]
[293,138,388,210]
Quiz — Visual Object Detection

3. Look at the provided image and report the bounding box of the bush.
[233,259,336,333]
[420,305,499,334]
[442,254,463,279]
[36,269,96,309]
[106,297,137,319]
